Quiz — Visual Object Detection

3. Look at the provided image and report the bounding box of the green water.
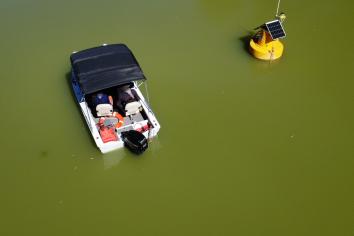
[0,0,353,235]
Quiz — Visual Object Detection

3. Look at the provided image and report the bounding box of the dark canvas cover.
[70,44,146,94]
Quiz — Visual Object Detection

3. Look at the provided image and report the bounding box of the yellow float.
[249,13,286,61]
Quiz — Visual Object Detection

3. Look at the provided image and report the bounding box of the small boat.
[249,13,287,61]
[70,44,160,154]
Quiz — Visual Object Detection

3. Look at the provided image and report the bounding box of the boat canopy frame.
[70,44,146,95]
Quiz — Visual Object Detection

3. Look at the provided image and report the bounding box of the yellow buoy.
[249,30,284,60]
[249,15,286,61]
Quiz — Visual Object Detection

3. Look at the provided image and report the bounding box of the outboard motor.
[121,130,148,154]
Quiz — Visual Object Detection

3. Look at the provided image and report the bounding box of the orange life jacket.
[98,112,124,128]
[99,126,118,143]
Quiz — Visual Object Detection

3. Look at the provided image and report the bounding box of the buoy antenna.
[276,0,281,17]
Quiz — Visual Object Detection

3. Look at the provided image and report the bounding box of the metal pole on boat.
[144,81,151,104]
[142,81,158,141]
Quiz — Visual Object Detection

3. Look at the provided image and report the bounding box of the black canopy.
[70,44,146,94]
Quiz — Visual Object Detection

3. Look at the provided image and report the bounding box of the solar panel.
[265,20,286,39]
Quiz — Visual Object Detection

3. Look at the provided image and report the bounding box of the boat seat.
[125,101,142,116]
[96,104,113,117]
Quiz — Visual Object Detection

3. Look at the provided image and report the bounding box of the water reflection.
[102,138,163,169]
[103,150,126,169]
